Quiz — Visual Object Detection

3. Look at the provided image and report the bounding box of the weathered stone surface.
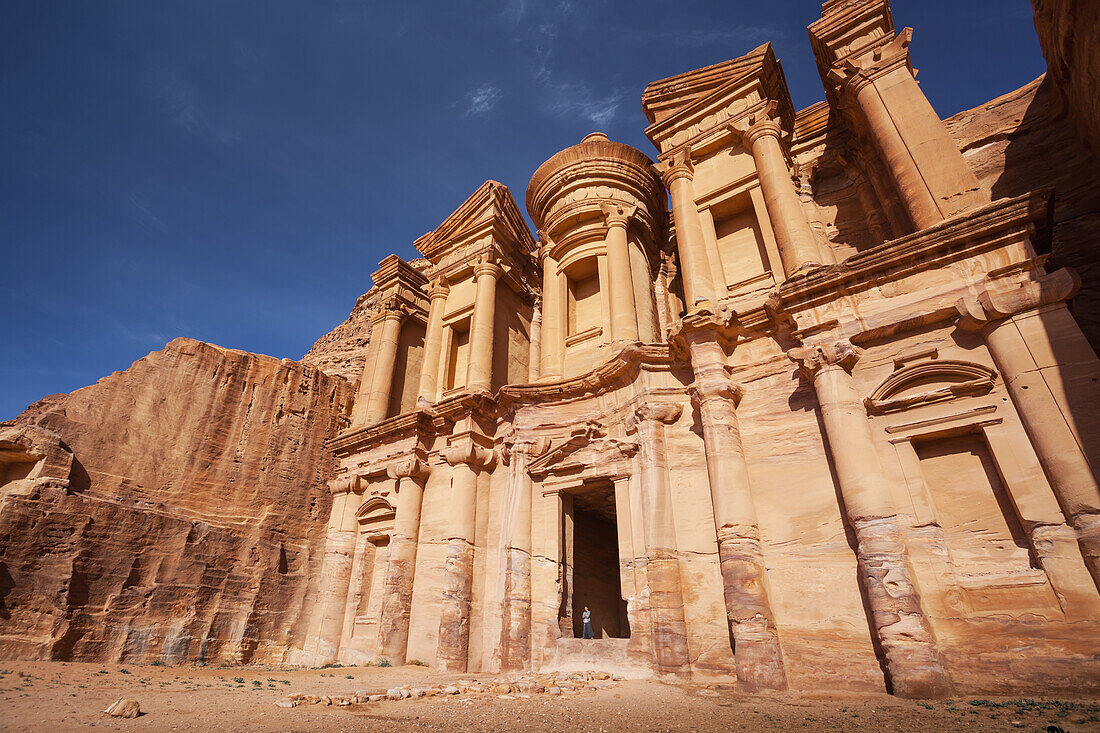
[1032,0,1100,156]
[0,338,352,664]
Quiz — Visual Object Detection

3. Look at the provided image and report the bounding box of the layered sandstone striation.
[0,338,352,664]
[1032,0,1100,156]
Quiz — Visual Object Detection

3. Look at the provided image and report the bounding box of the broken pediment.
[865,359,998,414]
[413,180,536,265]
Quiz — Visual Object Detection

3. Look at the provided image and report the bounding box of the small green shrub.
[119,669,131,675]
[252,680,262,687]
[233,676,245,684]
[407,659,428,667]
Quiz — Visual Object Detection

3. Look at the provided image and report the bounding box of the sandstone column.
[629,402,691,676]
[528,298,542,382]
[538,236,564,380]
[376,457,429,664]
[957,268,1100,588]
[601,202,640,343]
[363,306,406,424]
[789,341,951,698]
[416,279,449,404]
[730,107,824,274]
[466,259,501,393]
[687,336,787,691]
[437,435,495,671]
[655,149,717,306]
[823,30,985,229]
[309,475,360,664]
[500,440,536,671]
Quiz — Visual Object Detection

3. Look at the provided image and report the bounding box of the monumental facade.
[295,0,1100,697]
[2,0,1099,699]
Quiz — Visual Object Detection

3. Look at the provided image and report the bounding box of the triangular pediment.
[414,181,536,264]
[642,44,772,125]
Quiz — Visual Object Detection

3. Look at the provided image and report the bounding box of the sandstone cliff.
[1032,0,1100,157]
[0,338,352,664]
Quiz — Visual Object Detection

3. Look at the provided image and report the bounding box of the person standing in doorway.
[582,606,594,639]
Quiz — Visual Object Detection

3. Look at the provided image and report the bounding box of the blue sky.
[0,1,1045,419]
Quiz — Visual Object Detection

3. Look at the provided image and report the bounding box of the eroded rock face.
[0,338,352,664]
[1032,0,1100,156]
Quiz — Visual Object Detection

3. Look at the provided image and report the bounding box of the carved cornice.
[629,401,683,427]
[327,408,437,456]
[386,455,430,481]
[788,340,863,379]
[955,267,1080,331]
[329,472,362,495]
[442,433,496,470]
[496,343,676,407]
[774,191,1052,314]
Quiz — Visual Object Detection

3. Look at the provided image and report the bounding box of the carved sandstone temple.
[295,0,1100,696]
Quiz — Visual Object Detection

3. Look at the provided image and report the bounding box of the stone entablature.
[301,0,1100,698]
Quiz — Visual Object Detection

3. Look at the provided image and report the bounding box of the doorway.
[560,483,629,639]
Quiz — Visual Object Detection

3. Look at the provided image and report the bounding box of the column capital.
[473,258,503,281]
[442,435,496,469]
[329,472,361,495]
[600,202,637,230]
[428,278,450,301]
[788,340,864,379]
[386,456,430,481]
[956,267,1081,331]
[826,28,913,99]
[628,401,683,431]
[654,146,694,186]
[371,299,410,326]
[689,374,745,409]
[729,101,784,149]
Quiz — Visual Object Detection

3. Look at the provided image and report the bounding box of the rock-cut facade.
[2,0,1099,699]
[296,0,1100,696]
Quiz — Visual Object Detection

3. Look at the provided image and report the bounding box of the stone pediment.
[414,180,536,264]
[643,43,794,154]
[865,359,997,414]
[526,423,638,482]
[642,44,771,125]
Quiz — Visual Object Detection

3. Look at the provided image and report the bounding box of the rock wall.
[945,75,1100,350]
[0,338,352,664]
[1032,0,1100,156]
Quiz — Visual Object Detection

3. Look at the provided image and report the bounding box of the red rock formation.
[1032,0,1100,156]
[0,338,352,664]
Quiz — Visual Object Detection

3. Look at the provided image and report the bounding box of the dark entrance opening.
[561,482,629,639]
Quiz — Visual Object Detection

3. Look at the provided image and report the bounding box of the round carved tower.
[527,132,668,379]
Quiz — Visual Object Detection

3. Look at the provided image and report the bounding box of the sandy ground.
[1,661,1099,732]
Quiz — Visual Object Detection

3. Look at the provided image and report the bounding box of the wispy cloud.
[463,85,504,116]
[146,67,245,145]
[546,83,626,128]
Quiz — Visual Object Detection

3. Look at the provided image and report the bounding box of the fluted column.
[655,149,716,307]
[826,30,985,229]
[363,306,407,424]
[436,435,495,671]
[957,268,1100,588]
[730,107,824,274]
[687,337,786,691]
[629,402,690,676]
[538,235,564,380]
[601,202,640,342]
[466,259,501,393]
[416,279,449,404]
[376,457,429,663]
[789,341,950,699]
